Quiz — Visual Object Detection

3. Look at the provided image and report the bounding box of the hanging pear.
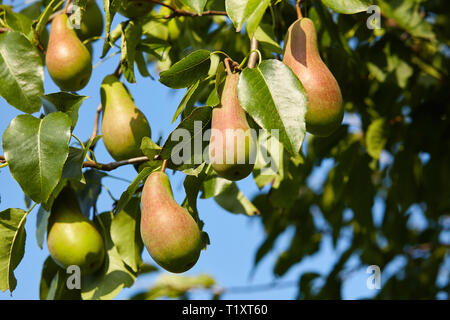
[46,13,92,91]
[118,0,154,18]
[209,72,256,181]
[75,0,104,41]
[47,186,105,275]
[283,17,344,137]
[141,171,203,273]
[100,74,151,161]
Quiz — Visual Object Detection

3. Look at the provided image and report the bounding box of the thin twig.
[89,104,103,148]
[148,0,227,19]
[83,156,150,171]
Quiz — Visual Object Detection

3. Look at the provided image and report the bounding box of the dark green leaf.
[2,112,71,203]
[0,31,44,113]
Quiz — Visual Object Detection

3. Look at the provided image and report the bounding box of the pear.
[75,0,104,41]
[46,13,92,91]
[283,18,344,137]
[209,72,256,181]
[118,0,154,19]
[47,186,105,275]
[100,74,151,161]
[140,171,203,273]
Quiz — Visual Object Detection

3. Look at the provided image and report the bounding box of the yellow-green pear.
[141,171,203,273]
[46,13,92,91]
[75,0,104,41]
[100,74,151,161]
[47,186,105,275]
[209,72,256,181]
[118,0,154,18]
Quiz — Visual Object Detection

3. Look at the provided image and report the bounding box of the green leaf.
[214,183,259,216]
[202,174,233,199]
[36,205,50,250]
[254,23,283,54]
[81,211,136,300]
[225,0,268,33]
[0,31,44,114]
[61,147,85,183]
[130,274,215,300]
[238,59,307,155]
[159,50,211,89]
[378,0,435,40]
[114,167,153,215]
[39,256,80,300]
[245,0,270,38]
[103,0,120,42]
[33,0,63,45]
[0,208,27,293]
[2,112,71,203]
[140,137,162,160]
[179,0,208,13]
[121,21,142,83]
[111,197,143,273]
[41,92,88,129]
[321,0,372,14]
[172,80,201,123]
[1,6,34,40]
[366,119,388,160]
[160,107,212,170]
[70,169,107,216]
[101,21,122,58]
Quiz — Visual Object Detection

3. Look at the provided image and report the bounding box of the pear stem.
[64,0,72,14]
[224,58,233,75]
[296,0,303,19]
[161,160,167,172]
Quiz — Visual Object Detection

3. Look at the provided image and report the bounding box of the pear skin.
[118,0,154,18]
[100,74,151,161]
[140,172,203,273]
[46,13,92,91]
[75,0,104,41]
[209,73,256,181]
[47,187,105,275]
[283,18,344,137]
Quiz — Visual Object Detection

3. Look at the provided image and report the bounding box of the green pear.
[209,72,256,181]
[46,13,92,91]
[75,0,104,41]
[283,18,344,137]
[118,0,154,19]
[100,74,151,161]
[47,186,105,275]
[141,171,203,273]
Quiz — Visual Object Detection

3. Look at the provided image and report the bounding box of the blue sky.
[0,0,384,300]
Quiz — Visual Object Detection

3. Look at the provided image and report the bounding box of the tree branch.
[148,0,227,19]
[83,156,150,171]
[88,104,103,148]
[248,37,259,69]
